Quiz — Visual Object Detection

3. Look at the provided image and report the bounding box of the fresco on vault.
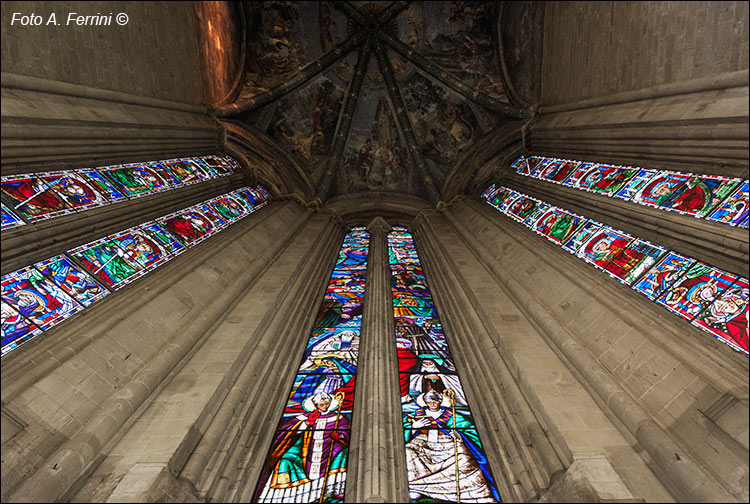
[401,73,482,167]
[337,91,415,194]
[267,74,345,164]
[320,1,423,89]
[422,1,507,101]
[240,2,321,100]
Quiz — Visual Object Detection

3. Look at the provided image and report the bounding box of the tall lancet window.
[388,227,501,503]
[253,228,369,503]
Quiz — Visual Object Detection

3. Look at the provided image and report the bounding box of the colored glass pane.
[576,226,635,271]
[389,228,500,503]
[68,236,144,289]
[560,161,597,188]
[632,251,695,300]
[539,159,580,184]
[482,184,748,356]
[614,168,659,201]
[101,165,170,197]
[525,156,549,177]
[208,195,247,222]
[158,209,215,246]
[532,208,586,245]
[106,228,172,271]
[656,263,737,321]
[78,169,128,202]
[561,220,602,254]
[604,239,667,285]
[140,222,186,256]
[0,185,270,357]
[512,155,748,230]
[1,265,83,330]
[1,302,43,356]
[254,228,368,503]
[692,277,748,354]
[1,172,106,222]
[34,255,109,307]
[706,180,749,228]
[1,202,25,230]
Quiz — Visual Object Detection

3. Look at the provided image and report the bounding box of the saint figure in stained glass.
[403,390,498,503]
[255,393,351,502]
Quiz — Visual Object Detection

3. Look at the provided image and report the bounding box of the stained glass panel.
[254,228,368,503]
[1,265,83,330]
[100,165,170,197]
[692,277,749,354]
[604,239,667,285]
[706,180,749,228]
[482,184,748,357]
[632,252,695,300]
[0,155,239,230]
[0,185,270,357]
[34,255,109,307]
[655,263,737,321]
[158,209,215,247]
[512,155,748,229]
[389,228,500,503]
[1,202,25,230]
[1,302,43,356]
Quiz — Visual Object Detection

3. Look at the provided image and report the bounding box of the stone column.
[345,217,410,503]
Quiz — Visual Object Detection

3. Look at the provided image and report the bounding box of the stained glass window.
[253,228,369,503]
[1,186,270,357]
[482,185,749,357]
[511,155,748,229]
[0,154,238,226]
[388,228,501,503]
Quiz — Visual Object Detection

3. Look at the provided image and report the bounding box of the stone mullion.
[372,44,440,204]
[217,34,366,117]
[379,32,524,118]
[316,42,372,202]
[346,217,409,503]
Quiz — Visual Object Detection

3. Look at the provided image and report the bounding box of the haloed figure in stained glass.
[257,392,350,500]
[404,390,496,503]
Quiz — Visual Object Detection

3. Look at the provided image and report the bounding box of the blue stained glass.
[632,251,695,300]
[511,154,747,230]
[34,255,109,307]
[388,228,500,503]
[706,180,749,228]
[1,265,83,331]
[1,202,25,230]
[1,185,271,358]
[254,228,368,503]
[0,155,240,231]
[78,169,129,202]
[1,302,43,356]
[561,220,602,254]
[482,184,748,357]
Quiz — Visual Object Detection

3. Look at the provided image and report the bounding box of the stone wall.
[540,1,749,105]
[2,200,315,502]
[1,1,205,104]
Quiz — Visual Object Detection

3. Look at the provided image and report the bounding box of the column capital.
[366,216,392,235]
